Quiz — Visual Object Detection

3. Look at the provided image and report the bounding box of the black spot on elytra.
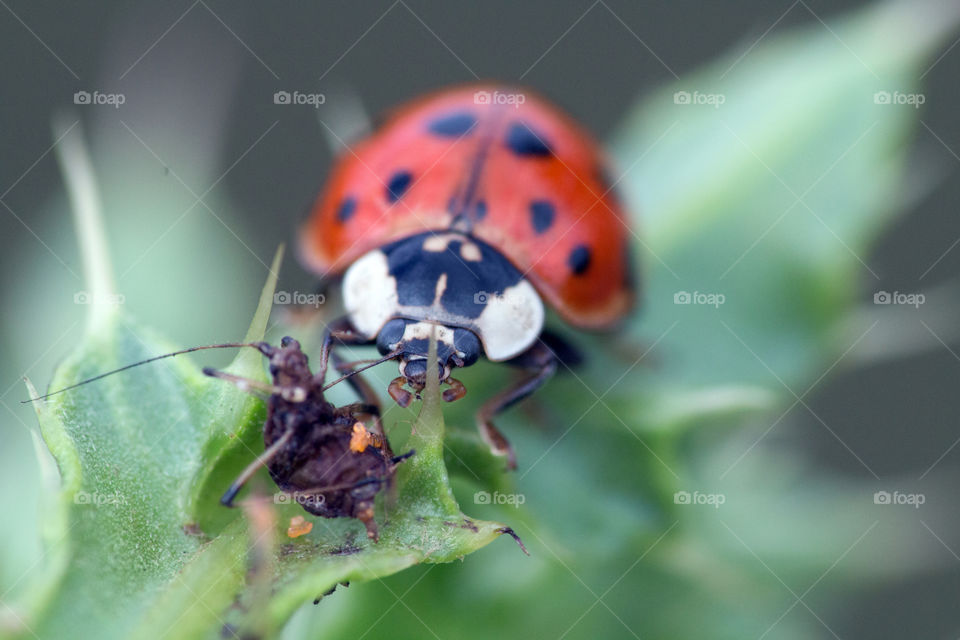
[427,111,477,137]
[386,171,412,203]
[505,121,551,157]
[568,245,591,275]
[336,197,356,222]
[529,200,555,234]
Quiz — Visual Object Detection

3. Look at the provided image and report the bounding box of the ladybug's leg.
[476,341,558,471]
[313,316,389,439]
[443,377,467,403]
[314,316,371,385]
[388,377,413,407]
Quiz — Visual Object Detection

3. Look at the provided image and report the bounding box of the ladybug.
[299,85,636,469]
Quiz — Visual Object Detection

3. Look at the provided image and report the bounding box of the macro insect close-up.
[3,2,960,639]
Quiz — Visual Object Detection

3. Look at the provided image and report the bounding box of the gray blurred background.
[1,1,959,637]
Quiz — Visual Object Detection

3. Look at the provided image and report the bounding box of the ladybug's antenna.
[23,342,268,403]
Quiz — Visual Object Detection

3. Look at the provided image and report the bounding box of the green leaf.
[610,1,954,399]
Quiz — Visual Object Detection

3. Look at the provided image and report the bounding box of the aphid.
[29,336,412,541]
[213,336,413,541]
[299,84,637,468]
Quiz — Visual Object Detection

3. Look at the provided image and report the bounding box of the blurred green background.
[3,1,960,638]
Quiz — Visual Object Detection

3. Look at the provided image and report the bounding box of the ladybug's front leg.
[388,376,413,407]
[314,316,372,385]
[476,340,558,471]
[316,316,394,443]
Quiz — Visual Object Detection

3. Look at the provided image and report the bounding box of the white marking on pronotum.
[342,250,399,338]
[423,234,451,252]
[401,321,456,347]
[460,241,481,261]
[342,243,545,362]
[433,273,448,305]
[475,280,544,361]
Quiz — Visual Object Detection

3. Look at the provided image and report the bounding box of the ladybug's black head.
[376,318,480,398]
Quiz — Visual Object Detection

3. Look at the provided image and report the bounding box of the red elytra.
[298,84,635,329]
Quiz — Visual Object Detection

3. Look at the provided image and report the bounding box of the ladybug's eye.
[453,328,481,367]
[377,318,407,355]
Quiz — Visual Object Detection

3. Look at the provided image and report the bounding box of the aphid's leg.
[442,377,466,403]
[476,341,558,471]
[391,449,415,465]
[202,368,306,402]
[356,503,379,541]
[288,475,407,543]
[388,377,413,407]
[220,428,295,507]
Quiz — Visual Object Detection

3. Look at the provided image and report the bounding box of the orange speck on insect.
[287,515,313,538]
[350,422,373,452]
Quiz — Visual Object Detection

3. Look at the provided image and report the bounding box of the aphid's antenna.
[321,348,401,391]
[23,342,269,403]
